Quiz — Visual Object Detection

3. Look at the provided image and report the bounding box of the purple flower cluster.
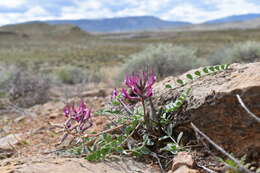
[63,100,92,132]
[120,72,156,101]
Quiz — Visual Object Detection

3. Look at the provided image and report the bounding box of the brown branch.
[83,123,128,138]
[118,98,133,116]
[197,165,217,173]
[236,95,260,123]
[190,122,253,173]
[121,122,141,146]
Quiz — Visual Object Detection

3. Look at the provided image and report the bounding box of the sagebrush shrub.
[0,65,15,90]
[209,41,260,65]
[0,71,11,97]
[55,65,86,84]
[55,65,101,85]
[119,43,205,80]
[9,70,50,108]
[0,65,20,98]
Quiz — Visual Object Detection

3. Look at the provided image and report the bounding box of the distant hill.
[171,17,260,32]
[45,16,191,33]
[3,14,260,38]
[205,13,260,24]
[0,22,91,39]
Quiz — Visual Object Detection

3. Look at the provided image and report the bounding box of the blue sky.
[0,0,260,26]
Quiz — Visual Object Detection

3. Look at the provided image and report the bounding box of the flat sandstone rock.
[0,156,160,173]
[153,62,260,159]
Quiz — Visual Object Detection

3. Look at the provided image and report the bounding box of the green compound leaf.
[176,79,185,85]
[164,88,191,113]
[177,132,183,144]
[111,100,120,106]
[186,74,193,80]
[86,152,100,161]
[165,84,172,89]
[209,66,215,72]
[214,65,220,71]
[226,64,230,69]
[159,136,170,141]
[203,67,209,73]
[166,123,173,136]
[176,100,183,106]
[194,71,201,77]
[139,146,152,155]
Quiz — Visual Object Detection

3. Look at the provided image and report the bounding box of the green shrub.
[55,65,100,85]
[0,71,12,91]
[55,65,86,84]
[0,65,18,97]
[9,70,50,108]
[209,41,260,65]
[119,43,205,80]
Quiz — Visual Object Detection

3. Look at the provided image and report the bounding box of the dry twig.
[197,165,217,173]
[121,122,141,146]
[191,122,253,173]
[236,95,260,123]
[83,123,128,138]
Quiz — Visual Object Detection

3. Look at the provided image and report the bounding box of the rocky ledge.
[153,62,260,162]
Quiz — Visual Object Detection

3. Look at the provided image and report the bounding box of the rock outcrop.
[0,134,22,150]
[153,62,260,160]
[0,156,159,173]
[0,134,22,159]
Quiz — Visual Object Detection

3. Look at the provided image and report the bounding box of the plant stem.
[141,98,149,130]
[169,136,177,144]
[121,122,141,146]
[83,122,130,138]
[118,98,133,116]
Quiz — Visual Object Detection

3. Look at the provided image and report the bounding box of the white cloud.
[74,0,103,10]
[115,8,149,17]
[60,0,114,19]
[59,0,170,20]
[162,0,260,23]
[0,13,19,25]
[25,6,50,17]
[0,6,53,25]
[205,0,260,14]
[120,0,171,14]
[161,4,201,22]
[61,7,113,19]
[0,0,27,8]
[0,0,260,25]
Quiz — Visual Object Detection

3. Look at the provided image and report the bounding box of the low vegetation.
[1,25,260,81]
[8,69,50,108]
[120,43,205,80]
[209,41,260,65]
[55,65,91,84]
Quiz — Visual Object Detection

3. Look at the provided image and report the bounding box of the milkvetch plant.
[59,100,93,144]
[120,71,156,130]
[56,70,185,163]
[51,63,235,172]
[63,100,92,132]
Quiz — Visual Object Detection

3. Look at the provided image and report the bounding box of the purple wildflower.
[63,100,92,132]
[63,106,70,117]
[122,71,156,101]
[111,88,118,99]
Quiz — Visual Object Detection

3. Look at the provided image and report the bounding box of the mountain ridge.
[45,16,191,33]
[2,14,260,33]
[205,13,260,24]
